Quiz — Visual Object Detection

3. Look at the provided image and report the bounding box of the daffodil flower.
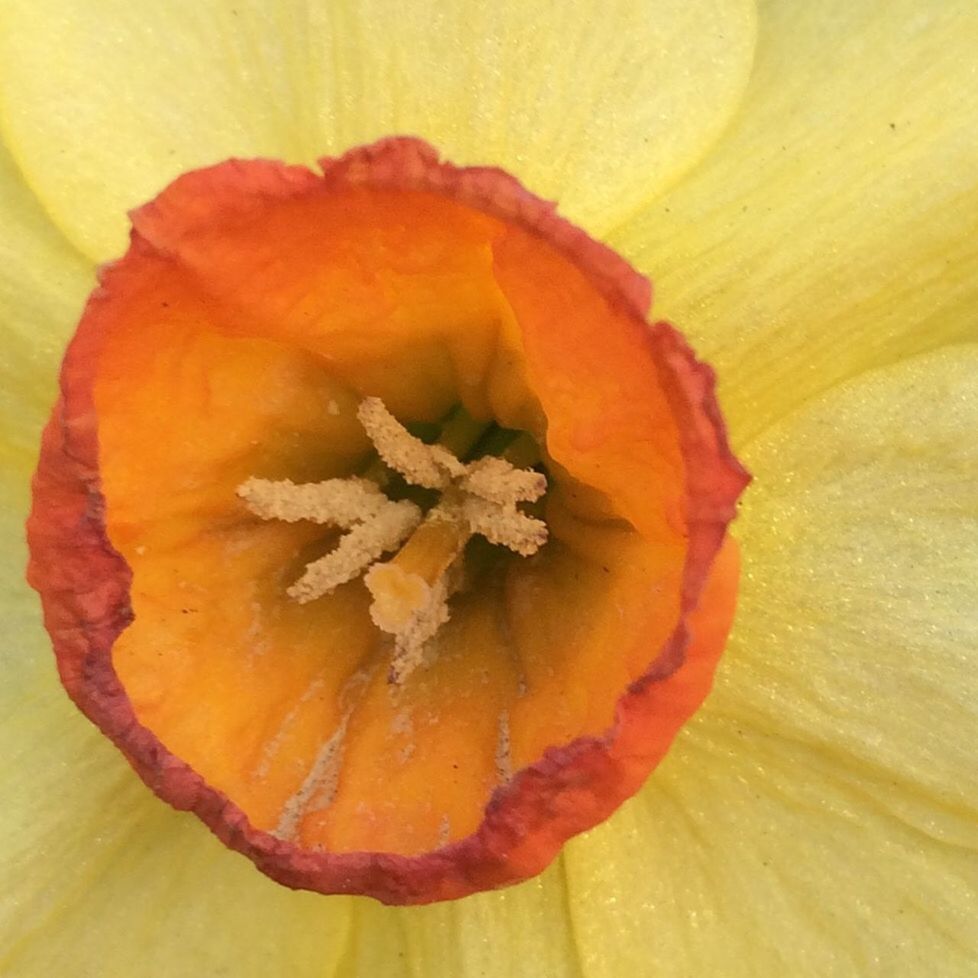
[2,0,977,975]
[25,131,750,903]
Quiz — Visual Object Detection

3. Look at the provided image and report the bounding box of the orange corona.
[27,138,748,904]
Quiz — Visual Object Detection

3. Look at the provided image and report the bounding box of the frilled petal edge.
[27,137,748,903]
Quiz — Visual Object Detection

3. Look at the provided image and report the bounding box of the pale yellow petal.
[612,0,978,441]
[0,0,755,261]
[563,717,978,977]
[340,866,583,978]
[717,345,978,814]
[0,138,92,456]
[562,347,978,976]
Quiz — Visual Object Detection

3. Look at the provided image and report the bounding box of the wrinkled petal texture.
[26,138,747,903]
[612,0,978,440]
[0,0,755,260]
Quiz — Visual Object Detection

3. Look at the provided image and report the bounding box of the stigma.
[237,398,547,682]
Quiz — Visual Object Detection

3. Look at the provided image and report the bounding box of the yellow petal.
[340,866,582,978]
[563,717,978,976]
[0,138,92,462]
[0,0,755,261]
[719,345,978,815]
[612,0,978,441]
[562,347,978,975]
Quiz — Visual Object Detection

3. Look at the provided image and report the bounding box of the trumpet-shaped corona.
[26,137,748,904]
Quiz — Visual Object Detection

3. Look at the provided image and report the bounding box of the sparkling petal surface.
[0,0,754,261]
[561,346,978,976]
[611,0,978,441]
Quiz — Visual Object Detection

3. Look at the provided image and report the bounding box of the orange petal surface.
[27,138,748,904]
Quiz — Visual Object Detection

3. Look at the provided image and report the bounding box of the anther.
[238,397,548,682]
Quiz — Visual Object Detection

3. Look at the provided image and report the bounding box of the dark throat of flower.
[237,398,548,684]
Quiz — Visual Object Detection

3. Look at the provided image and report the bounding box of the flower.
[2,0,977,974]
[25,136,750,903]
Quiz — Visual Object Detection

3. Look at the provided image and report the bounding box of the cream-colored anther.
[461,496,548,557]
[357,397,465,489]
[287,499,421,604]
[238,477,422,604]
[460,456,547,505]
[238,476,392,527]
[239,397,548,683]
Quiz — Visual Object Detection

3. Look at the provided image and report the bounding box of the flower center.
[237,397,548,683]
[27,139,750,902]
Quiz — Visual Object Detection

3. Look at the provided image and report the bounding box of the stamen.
[460,456,547,505]
[500,431,542,469]
[357,397,464,488]
[238,476,391,527]
[461,496,548,556]
[287,499,421,604]
[385,565,461,685]
[437,403,495,458]
[239,397,549,682]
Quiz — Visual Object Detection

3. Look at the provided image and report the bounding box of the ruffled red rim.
[27,137,749,904]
